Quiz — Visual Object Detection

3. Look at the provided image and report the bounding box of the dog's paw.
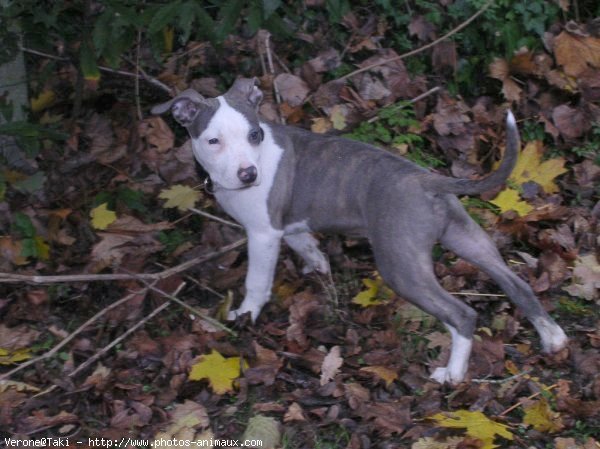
[430,367,465,386]
[537,322,569,354]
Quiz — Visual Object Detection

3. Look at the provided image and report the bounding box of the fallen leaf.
[360,365,398,387]
[275,73,310,107]
[490,188,533,217]
[159,184,201,212]
[90,202,117,230]
[411,436,464,449]
[284,402,305,422]
[241,415,281,449]
[352,276,394,307]
[554,30,600,77]
[189,350,246,394]
[523,398,564,433]
[153,401,210,443]
[139,116,175,153]
[563,254,600,301]
[320,345,343,385]
[510,141,567,194]
[30,89,56,112]
[430,410,513,449]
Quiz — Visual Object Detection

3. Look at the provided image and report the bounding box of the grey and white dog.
[153,78,567,385]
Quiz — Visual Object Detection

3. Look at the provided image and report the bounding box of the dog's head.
[152,78,265,190]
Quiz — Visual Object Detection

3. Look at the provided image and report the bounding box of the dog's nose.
[238,166,258,184]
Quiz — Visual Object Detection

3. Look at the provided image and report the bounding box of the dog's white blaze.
[211,122,286,321]
[431,325,472,384]
[194,97,262,189]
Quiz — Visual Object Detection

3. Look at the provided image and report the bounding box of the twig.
[121,269,237,336]
[0,287,150,381]
[471,368,532,384]
[20,46,172,95]
[337,0,495,82]
[134,29,143,121]
[0,238,247,284]
[188,207,243,229]
[34,283,185,397]
[499,383,558,416]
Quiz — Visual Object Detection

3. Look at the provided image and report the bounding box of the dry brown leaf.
[553,30,600,77]
[275,73,310,107]
[320,345,343,385]
[139,116,175,153]
[283,402,306,422]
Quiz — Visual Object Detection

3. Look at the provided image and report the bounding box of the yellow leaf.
[311,117,332,134]
[163,27,174,53]
[189,350,246,394]
[489,189,533,217]
[352,276,394,307]
[431,410,513,449]
[33,236,50,260]
[360,365,398,387]
[330,104,348,130]
[90,203,117,230]
[510,141,567,193]
[31,90,56,113]
[159,185,201,212]
[523,399,563,433]
[491,141,567,217]
[0,347,33,365]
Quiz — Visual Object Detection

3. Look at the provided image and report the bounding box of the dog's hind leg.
[284,232,330,275]
[370,232,478,385]
[440,200,568,353]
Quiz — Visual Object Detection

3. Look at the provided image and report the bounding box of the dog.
[152,78,568,384]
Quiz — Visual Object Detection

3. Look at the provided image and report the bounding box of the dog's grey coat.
[152,78,568,384]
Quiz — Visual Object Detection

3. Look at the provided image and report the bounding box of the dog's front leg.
[228,230,284,321]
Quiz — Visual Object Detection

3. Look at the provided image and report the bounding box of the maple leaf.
[509,141,567,194]
[159,184,201,212]
[522,398,563,433]
[90,203,117,230]
[430,410,513,449]
[489,189,533,217]
[188,350,246,394]
[352,275,394,307]
[490,141,567,217]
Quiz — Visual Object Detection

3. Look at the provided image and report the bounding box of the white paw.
[543,327,568,353]
[430,367,465,386]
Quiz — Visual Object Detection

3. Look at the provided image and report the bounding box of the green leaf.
[80,39,100,81]
[12,171,46,194]
[14,213,36,238]
[148,1,181,34]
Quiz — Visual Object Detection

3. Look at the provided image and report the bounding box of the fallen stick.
[0,238,247,284]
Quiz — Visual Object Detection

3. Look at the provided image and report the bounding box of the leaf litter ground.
[1,6,599,449]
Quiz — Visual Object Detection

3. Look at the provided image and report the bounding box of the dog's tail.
[421,110,520,195]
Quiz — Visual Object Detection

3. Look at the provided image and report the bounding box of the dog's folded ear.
[226,77,263,110]
[151,89,208,127]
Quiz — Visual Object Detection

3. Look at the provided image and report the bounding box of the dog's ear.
[151,89,207,127]
[226,77,263,110]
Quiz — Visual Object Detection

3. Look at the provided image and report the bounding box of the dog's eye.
[208,138,219,145]
[249,127,264,144]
